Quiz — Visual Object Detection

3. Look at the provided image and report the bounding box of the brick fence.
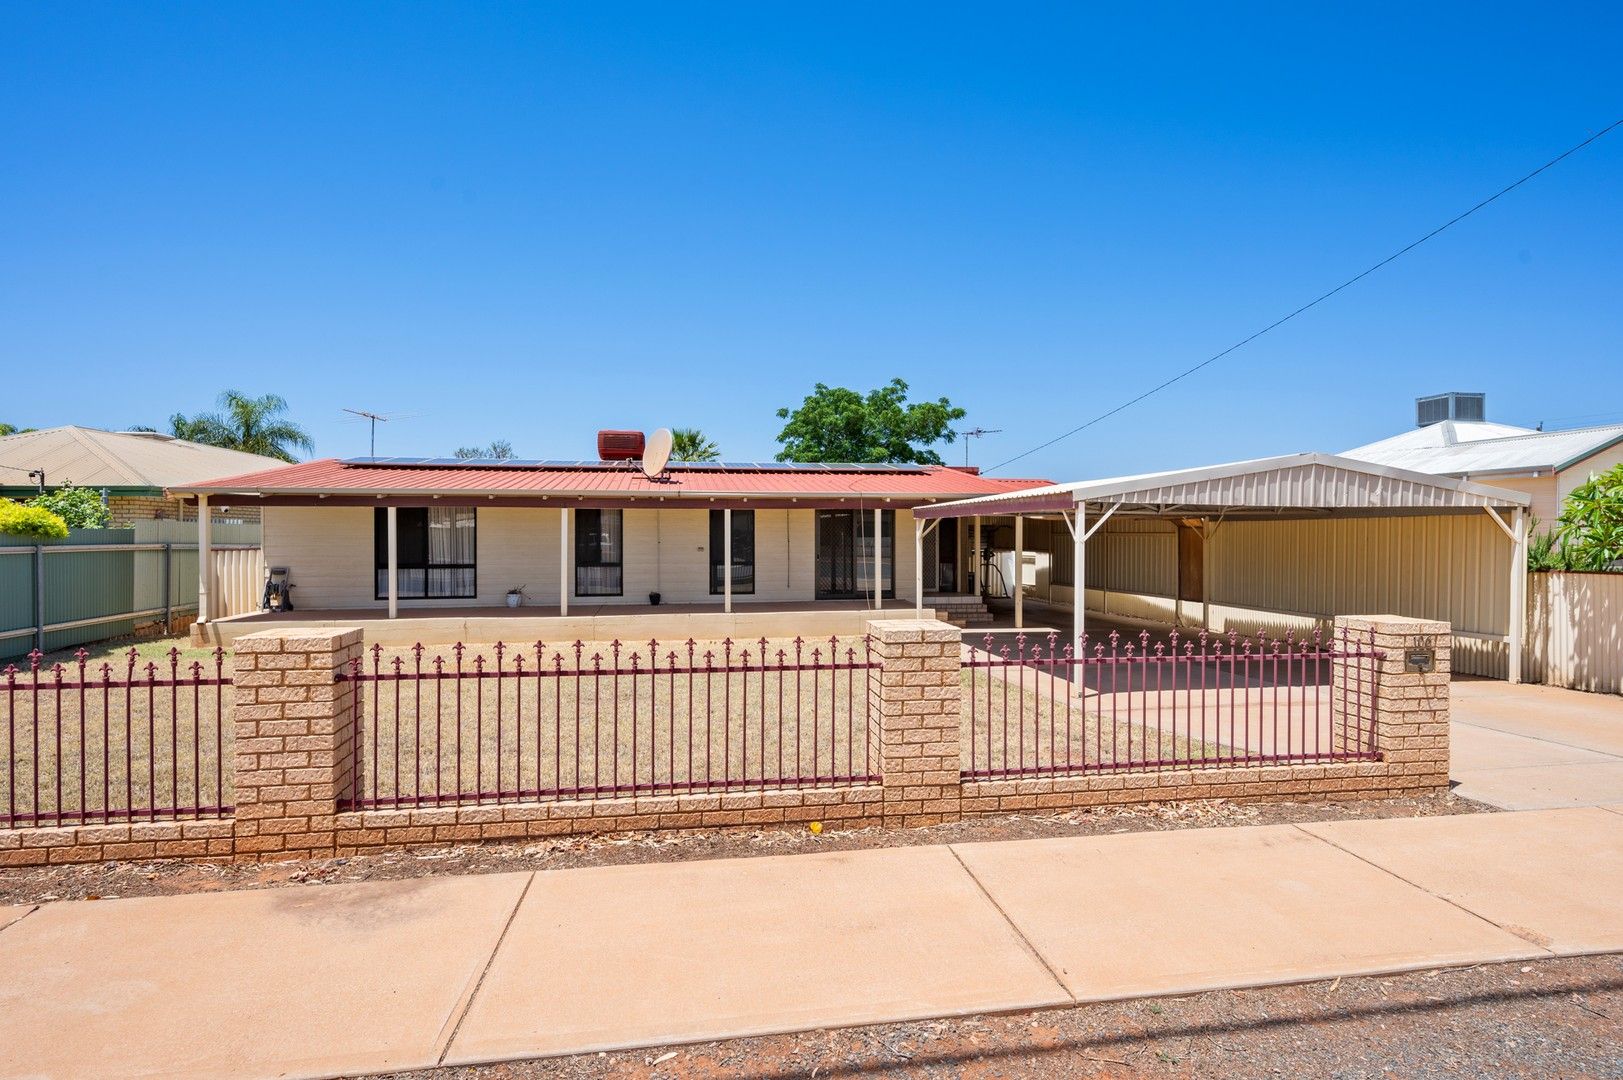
[0,615,1450,866]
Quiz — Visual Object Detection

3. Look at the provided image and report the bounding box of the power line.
[988,117,1623,473]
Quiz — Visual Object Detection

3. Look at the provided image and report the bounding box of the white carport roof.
[913,452,1532,520]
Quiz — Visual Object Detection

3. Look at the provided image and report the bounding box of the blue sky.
[2,4,1619,479]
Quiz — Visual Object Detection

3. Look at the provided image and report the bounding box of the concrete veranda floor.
[1,806,1620,1080]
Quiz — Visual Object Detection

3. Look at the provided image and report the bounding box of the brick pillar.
[232,627,363,861]
[1333,615,1450,793]
[867,619,963,827]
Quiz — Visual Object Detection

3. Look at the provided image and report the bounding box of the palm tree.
[175,391,315,462]
[671,427,720,462]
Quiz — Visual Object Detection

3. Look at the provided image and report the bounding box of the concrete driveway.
[1449,678,1623,810]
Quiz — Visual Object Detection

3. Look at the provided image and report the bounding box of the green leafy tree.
[775,378,966,464]
[0,499,69,540]
[454,440,515,460]
[670,428,720,462]
[1555,463,1623,571]
[29,484,110,529]
[0,423,36,437]
[169,391,314,463]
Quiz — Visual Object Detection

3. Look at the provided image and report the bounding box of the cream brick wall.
[263,505,919,610]
[263,507,376,609]
[1,613,1452,867]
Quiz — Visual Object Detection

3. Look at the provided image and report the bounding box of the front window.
[709,509,755,594]
[575,509,623,596]
[374,507,477,599]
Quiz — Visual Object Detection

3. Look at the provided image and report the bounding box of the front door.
[815,511,858,598]
[937,519,958,592]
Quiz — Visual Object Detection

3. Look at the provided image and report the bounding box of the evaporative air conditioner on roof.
[1415,392,1485,428]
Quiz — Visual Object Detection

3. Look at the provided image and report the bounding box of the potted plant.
[506,586,526,608]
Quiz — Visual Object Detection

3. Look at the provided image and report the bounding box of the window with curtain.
[575,509,623,596]
[709,509,755,594]
[374,507,477,599]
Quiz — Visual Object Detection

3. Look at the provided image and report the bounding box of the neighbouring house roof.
[913,452,1532,520]
[167,457,1051,507]
[1340,421,1623,477]
[0,426,289,494]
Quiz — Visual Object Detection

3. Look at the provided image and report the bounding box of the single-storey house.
[170,445,1050,642]
[1340,392,1623,525]
[0,426,283,525]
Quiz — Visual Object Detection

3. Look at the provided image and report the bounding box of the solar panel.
[339,455,935,473]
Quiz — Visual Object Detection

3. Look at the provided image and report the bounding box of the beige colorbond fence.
[1525,572,1623,694]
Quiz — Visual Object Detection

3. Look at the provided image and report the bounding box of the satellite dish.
[642,428,673,479]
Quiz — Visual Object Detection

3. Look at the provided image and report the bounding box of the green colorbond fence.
[0,522,260,661]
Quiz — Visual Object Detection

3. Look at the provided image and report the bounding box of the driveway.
[1449,678,1623,810]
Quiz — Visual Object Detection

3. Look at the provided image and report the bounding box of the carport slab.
[0,873,530,1080]
[952,824,1539,1002]
[447,845,1069,1063]
[1302,808,1623,954]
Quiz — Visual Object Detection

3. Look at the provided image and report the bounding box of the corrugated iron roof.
[0,427,290,492]
[914,453,1532,518]
[1340,422,1623,476]
[168,457,1049,502]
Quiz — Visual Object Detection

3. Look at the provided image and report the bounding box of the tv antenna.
[957,427,1002,467]
[340,409,417,457]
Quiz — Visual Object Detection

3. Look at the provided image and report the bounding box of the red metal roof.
[171,458,1050,504]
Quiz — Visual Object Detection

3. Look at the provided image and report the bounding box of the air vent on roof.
[1416,393,1485,428]
[596,430,646,461]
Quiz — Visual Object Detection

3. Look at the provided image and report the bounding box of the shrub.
[1555,463,1623,572]
[29,483,110,529]
[0,499,69,540]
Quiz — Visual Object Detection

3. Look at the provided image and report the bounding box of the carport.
[912,453,1535,681]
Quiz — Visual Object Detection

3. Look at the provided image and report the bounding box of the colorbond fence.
[0,523,261,659]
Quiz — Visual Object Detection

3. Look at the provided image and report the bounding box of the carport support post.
[1073,502,1085,660]
[385,506,398,619]
[558,509,569,617]
[1013,514,1024,629]
[196,495,211,624]
[1509,507,1527,684]
[723,507,733,614]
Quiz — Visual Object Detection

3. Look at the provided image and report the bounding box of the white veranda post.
[723,507,733,614]
[873,507,883,610]
[386,506,398,619]
[559,509,569,617]
[196,496,211,623]
[972,516,982,597]
[914,517,924,616]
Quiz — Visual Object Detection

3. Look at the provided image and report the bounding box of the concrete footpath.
[1,806,1620,1080]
